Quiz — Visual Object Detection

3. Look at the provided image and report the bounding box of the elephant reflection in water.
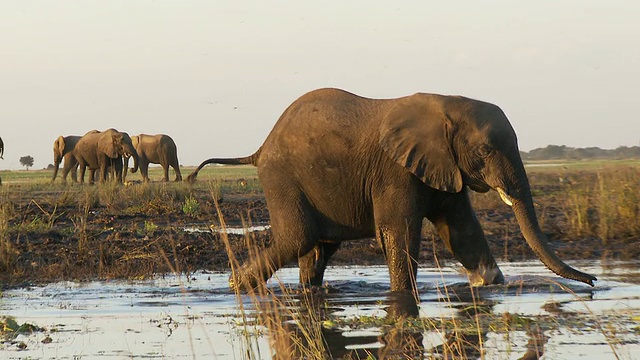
[273,290,549,359]
[273,292,425,359]
[427,299,548,359]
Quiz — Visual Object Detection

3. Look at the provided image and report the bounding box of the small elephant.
[52,130,100,183]
[124,133,182,182]
[74,128,139,184]
[188,88,596,292]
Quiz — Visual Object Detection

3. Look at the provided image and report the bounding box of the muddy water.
[2,261,639,359]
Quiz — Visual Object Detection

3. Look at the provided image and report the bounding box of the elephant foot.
[385,291,420,318]
[295,283,335,295]
[467,265,504,286]
[228,268,263,292]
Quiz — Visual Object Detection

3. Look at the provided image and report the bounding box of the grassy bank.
[1,161,640,287]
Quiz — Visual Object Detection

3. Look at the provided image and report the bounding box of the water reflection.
[271,290,425,359]
[272,279,604,359]
[2,262,639,359]
[273,284,559,359]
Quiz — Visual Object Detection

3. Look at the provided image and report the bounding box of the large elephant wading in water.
[188,88,597,292]
[74,129,139,184]
[124,133,182,182]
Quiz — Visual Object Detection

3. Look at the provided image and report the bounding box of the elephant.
[74,128,139,184]
[52,130,101,183]
[187,88,597,293]
[123,133,182,182]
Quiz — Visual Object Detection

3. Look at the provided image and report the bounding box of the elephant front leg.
[113,158,123,183]
[99,163,109,183]
[89,167,97,184]
[376,223,421,293]
[430,189,504,286]
[79,165,87,184]
[373,186,423,294]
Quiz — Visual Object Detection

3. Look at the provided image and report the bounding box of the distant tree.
[20,155,34,170]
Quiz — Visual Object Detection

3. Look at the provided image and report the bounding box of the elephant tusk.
[497,187,514,207]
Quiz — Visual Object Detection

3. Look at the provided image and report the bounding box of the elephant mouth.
[496,187,514,206]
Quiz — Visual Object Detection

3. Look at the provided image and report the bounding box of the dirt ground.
[1,177,638,289]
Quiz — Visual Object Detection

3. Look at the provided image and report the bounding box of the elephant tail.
[186,149,260,183]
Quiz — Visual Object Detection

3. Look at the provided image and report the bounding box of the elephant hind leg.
[162,165,170,182]
[173,164,182,182]
[232,188,319,291]
[298,241,341,287]
[140,162,151,182]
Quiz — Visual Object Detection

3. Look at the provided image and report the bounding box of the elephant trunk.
[52,151,63,181]
[123,156,129,180]
[499,174,596,286]
[52,159,61,181]
[129,151,139,174]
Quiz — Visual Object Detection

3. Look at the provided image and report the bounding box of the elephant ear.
[99,133,120,158]
[379,95,462,193]
[54,136,66,158]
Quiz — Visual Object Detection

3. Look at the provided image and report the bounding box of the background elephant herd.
[52,129,182,184]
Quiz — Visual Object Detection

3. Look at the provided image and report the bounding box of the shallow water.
[1,260,639,359]
[183,224,270,235]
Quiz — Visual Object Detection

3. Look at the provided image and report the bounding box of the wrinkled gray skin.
[124,134,182,182]
[52,130,101,183]
[74,129,139,184]
[188,88,597,293]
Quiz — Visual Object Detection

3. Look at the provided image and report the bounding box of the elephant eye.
[477,144,493,158]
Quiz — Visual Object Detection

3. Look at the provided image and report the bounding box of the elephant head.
[53,136,66,167]
[52,135,69,181]
[99,130,139,174]
[380,94,596,286]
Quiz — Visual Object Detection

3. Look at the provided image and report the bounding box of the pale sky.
[1,1,639,170]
